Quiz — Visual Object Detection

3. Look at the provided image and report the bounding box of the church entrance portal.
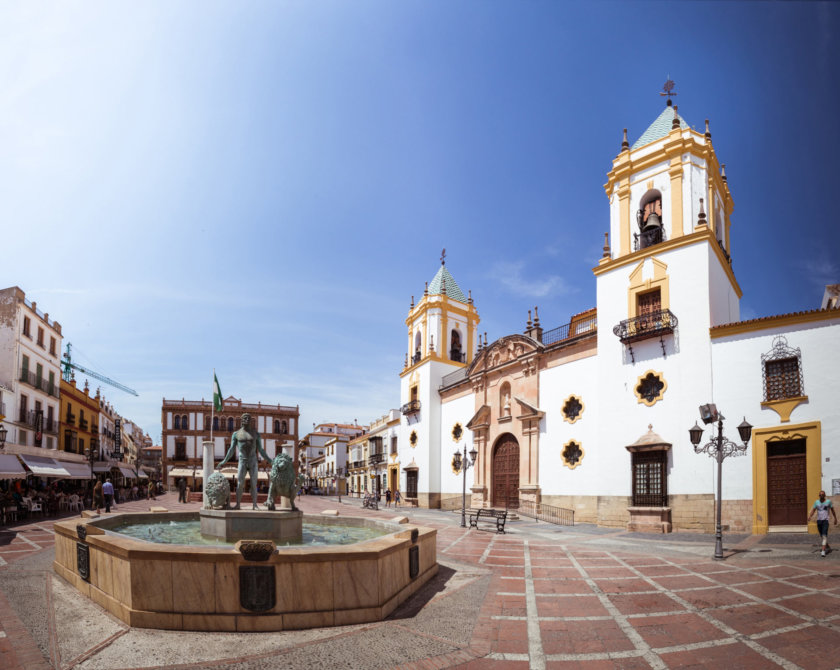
[767,439,807,526]
[492,434,520,508]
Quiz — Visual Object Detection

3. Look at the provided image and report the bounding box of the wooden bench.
[468,508,508,534]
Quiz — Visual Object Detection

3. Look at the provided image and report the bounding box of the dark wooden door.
[767,439,807,526]
[492,434,520,508]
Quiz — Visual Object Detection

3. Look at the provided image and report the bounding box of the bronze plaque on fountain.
[77,542,90,581]
[409,545,419,579]
[239,566,275,612]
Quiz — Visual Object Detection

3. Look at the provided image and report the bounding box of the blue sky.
[2,1,838,443]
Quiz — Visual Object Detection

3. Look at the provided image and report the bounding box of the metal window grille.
[761,336,804,402]
[631,451,667,507]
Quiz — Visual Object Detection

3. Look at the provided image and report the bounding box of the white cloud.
[489,261,571,298]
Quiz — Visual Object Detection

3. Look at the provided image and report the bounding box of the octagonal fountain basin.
[53,511,437,632]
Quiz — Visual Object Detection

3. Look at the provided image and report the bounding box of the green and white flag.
[213,373,223,412]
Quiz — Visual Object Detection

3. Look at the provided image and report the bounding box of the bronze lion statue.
[266,453,297,511]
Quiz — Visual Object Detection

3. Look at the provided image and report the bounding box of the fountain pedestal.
[199,508,303,543]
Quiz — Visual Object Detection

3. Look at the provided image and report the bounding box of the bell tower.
[398,252,480,507]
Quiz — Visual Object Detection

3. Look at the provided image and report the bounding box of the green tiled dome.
[632,106,689,150]
[428,265,467,303]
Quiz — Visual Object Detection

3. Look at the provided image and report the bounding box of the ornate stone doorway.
[767,439,807,526]
[492,433,519,508]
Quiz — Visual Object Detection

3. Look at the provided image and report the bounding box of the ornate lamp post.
[689,404,752,560]
[453,444,478,528]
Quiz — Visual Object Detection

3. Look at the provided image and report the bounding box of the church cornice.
[592,228,743,299]
[466,334,543,377]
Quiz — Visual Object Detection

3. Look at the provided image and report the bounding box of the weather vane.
[441,248,446,265]
[660,78,677,105]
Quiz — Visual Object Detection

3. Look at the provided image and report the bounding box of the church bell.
[643,212,662,230]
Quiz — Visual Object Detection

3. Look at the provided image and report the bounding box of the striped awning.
[168,467,197,479]
[0,454,26,480]
[19,454,71,479]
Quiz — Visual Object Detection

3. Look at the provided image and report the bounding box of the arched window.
[281,420,287,434]
[274,419,280,433]
[174,415,181,430]
[499,382,511,418]
[450,328,463,362]
[182,415,189,430]
[636,189,664,250]
[413,330,422,364]
[213,416,219,431]
[227,417,234,432]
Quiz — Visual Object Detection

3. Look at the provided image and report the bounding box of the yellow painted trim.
[561,439,584,470]
[561,394,584,425]
[627,258,669,319]
[592,229,743,299]
[710,309,840,338]
[760,396,808,423]
[752,421,822,535]
[633,370,667,407]
[668,158,683,238]
[618,183,630,256]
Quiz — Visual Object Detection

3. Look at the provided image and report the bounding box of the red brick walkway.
[1,494,839,669]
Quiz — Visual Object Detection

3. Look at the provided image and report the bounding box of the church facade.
[394,102,840,534]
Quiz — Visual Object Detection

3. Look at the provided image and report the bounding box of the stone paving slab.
[1,493,840,669]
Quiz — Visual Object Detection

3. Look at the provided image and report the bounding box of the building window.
[562,395,584,424]
[213,416,219,431]
[281,420,287,434]
[182,415,189,430]
[227,417,234,432]
[21,354,29,378]
[50,337,56,356]
[561,440,584,469]
[22,316,31,338]
[175,441,186,460]
[449,328,463,362]
[409,430,418,448]
[762,336,804,401]
[631,451,668,506]
[174,415,181,430]
[634,371,667,406]
[406,470,418,498]
[20,429,27,446]
[451,423,463,442]
[37,327,44,347]
[391,435,398,454]
[273,419,280,433]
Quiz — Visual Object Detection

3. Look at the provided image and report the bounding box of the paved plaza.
[1,493,838,669]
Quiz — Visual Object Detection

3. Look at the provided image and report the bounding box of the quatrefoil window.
[562,440,584,469]
[409,430,418,448]
[562,395,584,424]
[452,423,463,442]
[634,371,667,406]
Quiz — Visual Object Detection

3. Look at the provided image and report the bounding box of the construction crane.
[61,343,138,396]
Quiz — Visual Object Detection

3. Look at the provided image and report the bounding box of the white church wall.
[708,248,740,326]
[439,393,475,499]
[538,354,598,495]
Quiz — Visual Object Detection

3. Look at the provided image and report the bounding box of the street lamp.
[453,444,478,528]
[688,404,752,560]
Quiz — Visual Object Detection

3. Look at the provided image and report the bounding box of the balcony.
[633,227,665,251]
[368,452,384,465]
[65,413,76,426]
[401,399,421,416]
[612,309,678,362]
[80,419,89,431]
[449,349,465,363]
[18,370,60,398]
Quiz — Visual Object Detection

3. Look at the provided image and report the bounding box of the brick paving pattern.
[0,493,838,669]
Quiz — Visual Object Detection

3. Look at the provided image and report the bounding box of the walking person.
[93,480,103,514]
[807,490,838,557]
[394,489,401,507]
[102,478,115,513]
[385,488,392,508]
[178,477,187,503]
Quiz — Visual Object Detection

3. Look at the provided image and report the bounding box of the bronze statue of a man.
[217,413,271,510]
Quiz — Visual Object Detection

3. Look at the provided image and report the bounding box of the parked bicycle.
[362,493,379,510]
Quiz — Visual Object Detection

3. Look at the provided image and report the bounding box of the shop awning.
[117,466,137,479]
[19,454,71,479]
[93,463,112,473]
[135,470,149,478]
[56,461,92,479]
[168,467,197,479]
[0,454,27,479]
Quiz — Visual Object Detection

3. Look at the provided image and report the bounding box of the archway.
[492,433,520,508]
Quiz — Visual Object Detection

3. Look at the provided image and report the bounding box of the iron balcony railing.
[80,419,89,431]
[401,399,421,416]
[65,412,76,426]
[516,500,575,526]
[18,410,56,432]
[612,309,678,345]
[18,370,59,397]
[449,349,466,363]
[542,314,598,346]
[367,453,384,465]
[633,227,665,251]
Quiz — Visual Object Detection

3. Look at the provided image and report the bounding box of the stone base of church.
[627,507,672,533]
